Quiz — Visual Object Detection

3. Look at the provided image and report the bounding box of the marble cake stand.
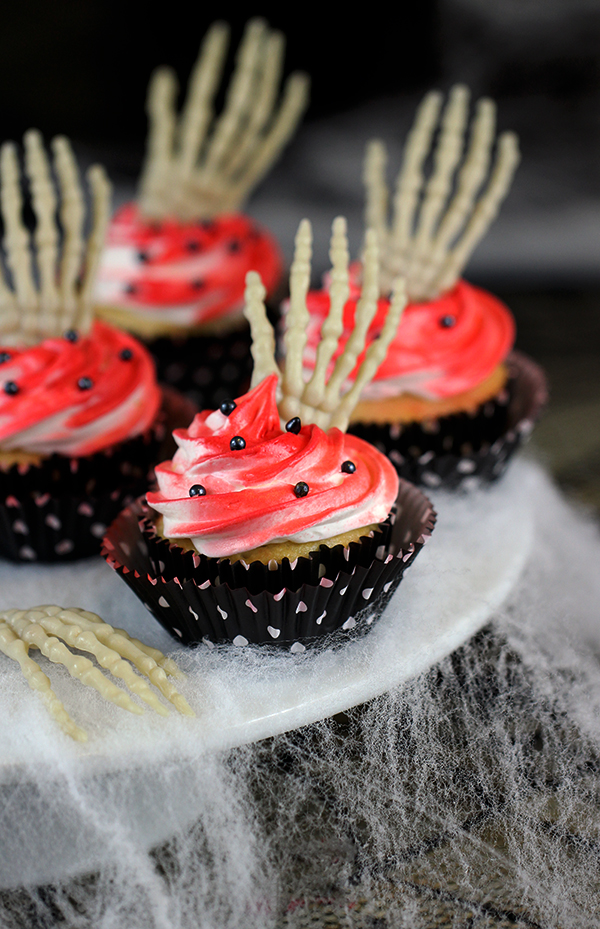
[0,457,536,888]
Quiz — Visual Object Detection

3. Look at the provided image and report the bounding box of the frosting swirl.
[304,278,515,401]
[0,321,161,457]
[95,202,283,331]
[147,375,399,558]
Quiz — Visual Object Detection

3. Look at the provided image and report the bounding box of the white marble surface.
[0,457,536,770]
[0,457,536,886]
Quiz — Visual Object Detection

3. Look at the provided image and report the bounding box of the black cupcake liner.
[149,326,253,411]
[148,301,284,410]
[102,481,436,649]
[347,352,548,491]
[0,386,197,563]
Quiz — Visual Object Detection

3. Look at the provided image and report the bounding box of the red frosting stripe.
[95,202,283,326]
[147,375,399,558]
[0,321,161,457]
[304,278,515,400]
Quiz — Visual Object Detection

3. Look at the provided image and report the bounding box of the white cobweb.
[2,459,600,927]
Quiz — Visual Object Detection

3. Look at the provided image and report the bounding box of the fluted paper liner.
[150,327,253,411]
[348,352,548,491]
[102,481,436,648]
[0,386,196,562]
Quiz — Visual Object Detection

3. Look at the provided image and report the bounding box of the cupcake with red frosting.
[0,132,177,562]
[103,218,435,647]
[147,374,398,563]
[94,19,309,409]
[302,86,547,489]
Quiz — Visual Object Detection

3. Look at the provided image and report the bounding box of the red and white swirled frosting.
[304,277,515,401]
[95,202,283,329]
[147,374,399,558]
[0,321,161,457]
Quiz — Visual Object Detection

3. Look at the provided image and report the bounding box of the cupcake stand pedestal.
[0,458,536,889]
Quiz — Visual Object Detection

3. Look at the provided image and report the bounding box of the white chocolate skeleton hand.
[363,84,520,301]
[0,605,194,742]
[0,132,110,346]
[138,18,309,220]
[244,216,407,433]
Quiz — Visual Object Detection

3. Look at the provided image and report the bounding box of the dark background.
[1,0,600,500]
[0,1,599,283]
[0,2,438,146]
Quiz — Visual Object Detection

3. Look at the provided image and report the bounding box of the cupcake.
[0,131,180,562]
[94,18,309,408]
[302,86,547,488]
[103,218,436,648]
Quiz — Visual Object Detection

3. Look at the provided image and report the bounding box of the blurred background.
[1,0,600,503]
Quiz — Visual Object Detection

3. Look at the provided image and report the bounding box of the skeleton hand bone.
[0,605,194,742]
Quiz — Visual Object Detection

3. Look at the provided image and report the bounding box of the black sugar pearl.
[137,251,150,263]
[0,352,12,365]
[230,436,246,450]
[191,278,205,290]
[124,283,138,295]
[220,399,236,415]
[78,377,94,391]
[227,239,241,254]
[285,417,301,434]
[120,348,133,361]
[341,460,356,473]
[3,381,18,395]
[440,315,456,328]
[64,329,78,343]
[189,484,206,497]
[186,240,200,252]
[294,481,309,498]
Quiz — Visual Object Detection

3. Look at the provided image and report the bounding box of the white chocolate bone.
[78,607,185,681]
[322,228,381,412]
[0,605,194,741]
[138,18,309,221]
[246,272,280,389]
[280,218,312,419]
[363,85,520,300]
[45,606,194,716]
[243,217,407,432]
[0,142,38,337]
[0,135,111,346]
[78,164,111,333]
[301,217,349,412]
[52,135,85,333]
[0,620,86,742]
[329,275,406,430]
[139,66,179,219]
[176,22,230,177]
[24,130,60,335]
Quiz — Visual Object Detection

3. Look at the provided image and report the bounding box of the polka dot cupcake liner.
[347,352,548,491]
[101,481,436,649]
[149,326,253,412]
[0,484,145,562]
[0,386,196,563]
